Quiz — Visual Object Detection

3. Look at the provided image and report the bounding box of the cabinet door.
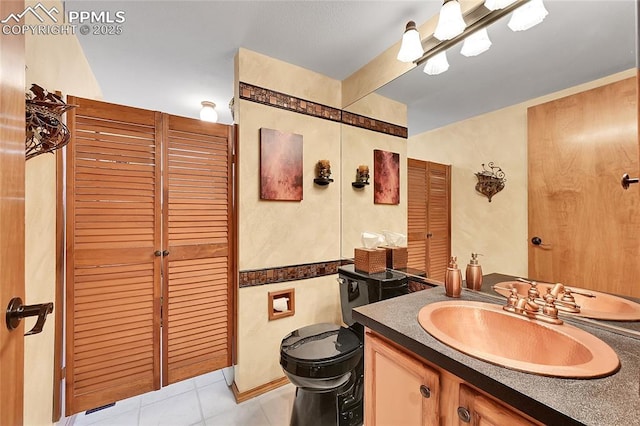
[365,333,440,426]
[458,384,537,426]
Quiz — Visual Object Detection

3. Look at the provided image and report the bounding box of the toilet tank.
[338,265,408,327]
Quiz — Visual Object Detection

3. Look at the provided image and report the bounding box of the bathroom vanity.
[353,283,640,426]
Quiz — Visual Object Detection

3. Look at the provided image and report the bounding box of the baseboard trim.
[231,376,290,403]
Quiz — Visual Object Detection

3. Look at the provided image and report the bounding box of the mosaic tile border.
[239,260,343,288]
[239,82,341,122]
[239,82,408,139]
[341,110,408,138]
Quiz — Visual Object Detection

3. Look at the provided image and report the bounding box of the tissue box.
[354,248,387,274]
[384,246,408,269]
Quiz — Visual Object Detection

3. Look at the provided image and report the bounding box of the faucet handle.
[542,293,560,320]
[506,288,519,307]
[561,288,576,304]
[527,281,540,299]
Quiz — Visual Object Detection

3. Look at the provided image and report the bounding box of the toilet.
[279,265,408,426]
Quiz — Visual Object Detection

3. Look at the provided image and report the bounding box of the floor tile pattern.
[61,370,295,426]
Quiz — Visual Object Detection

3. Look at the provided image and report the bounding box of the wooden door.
[162,115,234,385]
[407,159,451,282]
[407,159,428,272]
[528,77,640,298]
[0,2,25,423]
[364,332,440,426]
[66,97,162,414]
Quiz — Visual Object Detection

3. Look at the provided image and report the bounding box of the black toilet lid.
[280,323,362,377]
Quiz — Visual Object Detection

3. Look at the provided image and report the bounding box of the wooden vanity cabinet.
[458,384,536,426]
[364,331,440,425]
[364,330,542,426]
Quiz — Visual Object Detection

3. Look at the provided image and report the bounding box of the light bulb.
[461,28,492,57]
[434,0,466,41]
[423,51,450,75]
[200,101,218,123]
[397,21,424,63]
[508,0,548,32]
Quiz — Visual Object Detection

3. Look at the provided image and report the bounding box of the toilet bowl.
[280,323,362,391]
[279,265,409,426]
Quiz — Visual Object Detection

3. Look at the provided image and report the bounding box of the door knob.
[6,297,54,336]
[531,237,552,248]
[426,233,433,238]
[621,173,639,190]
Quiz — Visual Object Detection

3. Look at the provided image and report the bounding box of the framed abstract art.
[260,128,303,201]
[373,149,400,205]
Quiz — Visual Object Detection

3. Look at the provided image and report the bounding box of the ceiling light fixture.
[434,0,466,41]
[508,0,548,31]
[397,21,424,62]
[460,27,492,57]
[484,0,518,11]
[423,51,449,75]
[397,0,544,76]
[200,101,218,123]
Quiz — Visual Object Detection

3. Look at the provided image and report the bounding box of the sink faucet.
[516,278,586,314]
[503,288,563,325]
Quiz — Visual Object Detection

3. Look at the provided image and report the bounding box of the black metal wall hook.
[6,297,54,336]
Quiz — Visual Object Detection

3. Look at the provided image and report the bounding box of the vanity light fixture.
[434,0,466,41]
[397,21,424,62]
[424,51,449,75]
[199,101,218,123]
[508,0,549,31]
[398,0,546,76]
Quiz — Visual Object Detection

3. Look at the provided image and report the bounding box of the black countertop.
[353,279,640,425]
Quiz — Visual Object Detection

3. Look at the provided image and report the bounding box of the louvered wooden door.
[162,115,234,385]
[66,97,162,414]
[66,98,235,414]
[407,159,451,282]
[407,159,428,271]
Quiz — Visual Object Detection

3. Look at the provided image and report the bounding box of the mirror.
[340,0,639,332]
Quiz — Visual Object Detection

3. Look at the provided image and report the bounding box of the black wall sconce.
[314,160,334,186]
[25,84,76,161]
[352,165,370,189]
[475,162,506,202]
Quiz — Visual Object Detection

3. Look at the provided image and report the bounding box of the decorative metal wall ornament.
[475,162,506,202]
[25,84,77,161]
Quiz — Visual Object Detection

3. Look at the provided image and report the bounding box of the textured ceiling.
[65,0,636,134]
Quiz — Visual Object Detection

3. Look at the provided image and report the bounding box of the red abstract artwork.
[260,128,303,201]
[373,149,400,205]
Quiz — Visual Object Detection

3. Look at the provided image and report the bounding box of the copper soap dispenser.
[465,253,483,290]
[444,256,462,298]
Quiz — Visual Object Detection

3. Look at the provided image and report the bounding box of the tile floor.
[60,370,296,426]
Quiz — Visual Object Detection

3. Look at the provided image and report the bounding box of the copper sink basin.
[418,301,620,378]
[493,281,640,321]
